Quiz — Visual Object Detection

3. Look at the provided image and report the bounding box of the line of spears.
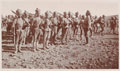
[2,8,118,54]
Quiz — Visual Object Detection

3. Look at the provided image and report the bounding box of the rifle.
[22,18,30,29]
[11,10,16,15]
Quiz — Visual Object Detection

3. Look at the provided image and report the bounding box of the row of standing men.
[2,8,117,53]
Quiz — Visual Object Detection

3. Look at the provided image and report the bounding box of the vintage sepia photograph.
[1,0,119,69]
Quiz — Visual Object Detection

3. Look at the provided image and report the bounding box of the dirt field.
[2,32,119,69]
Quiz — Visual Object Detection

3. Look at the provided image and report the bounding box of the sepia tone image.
[1,0,119,69]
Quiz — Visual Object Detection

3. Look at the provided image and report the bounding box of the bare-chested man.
[22,11,30,44]
[32,8,43,52]
[51,11,58,45]
[13,9,24,53]
[43,11,52,49]
[61,12,70,44]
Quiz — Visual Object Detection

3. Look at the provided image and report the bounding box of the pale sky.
[1,0,119,16]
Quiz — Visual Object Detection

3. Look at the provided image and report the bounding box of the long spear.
[11,10,16,46]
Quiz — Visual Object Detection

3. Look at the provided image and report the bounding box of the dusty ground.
[2,31,119,69]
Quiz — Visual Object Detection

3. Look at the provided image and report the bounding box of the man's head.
[63,12,68,18]
[24,11,29,18]
[82,15,85,19]
[111,17,114,20]
[35,8,41,17]
[75,12,79,17]
[68,11,71,18]
[45,11,52,18]
[16,9,22,17]
[53,11,57,17]
[86,10,91,16]
[102,15,105,19]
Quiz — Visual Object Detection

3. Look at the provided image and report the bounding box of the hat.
[16,9,22,16]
